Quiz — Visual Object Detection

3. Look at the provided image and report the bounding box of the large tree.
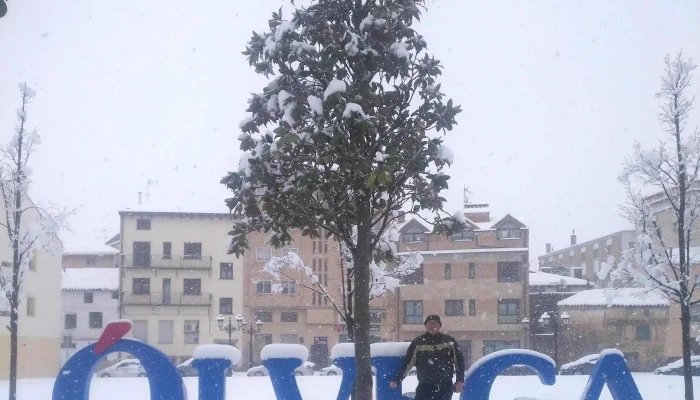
[598,51,698,400]
[221,1,462,398]
[0,83,68,400]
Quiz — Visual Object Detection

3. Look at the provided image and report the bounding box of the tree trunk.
[680,300,694,400]
[352,198,373,400]
[9,288,18,400]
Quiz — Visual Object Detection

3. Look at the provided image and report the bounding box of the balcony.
[122,292,212,307]
[122,255,212,270]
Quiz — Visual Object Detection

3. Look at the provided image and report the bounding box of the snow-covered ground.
[1,373,698,400]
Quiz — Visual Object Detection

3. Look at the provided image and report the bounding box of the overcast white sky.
[0,0,698,266]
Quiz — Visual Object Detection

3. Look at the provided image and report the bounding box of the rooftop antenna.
[146,179,159,203]
[94,229,107,243]
[463,186,472,208]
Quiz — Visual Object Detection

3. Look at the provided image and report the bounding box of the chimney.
[546,243,552,254]
[570,230,577,246]
[138,192,143,205]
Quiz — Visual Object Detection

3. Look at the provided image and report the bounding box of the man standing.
[390,315,465,400]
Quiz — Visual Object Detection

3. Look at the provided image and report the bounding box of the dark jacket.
[394,332,465,384]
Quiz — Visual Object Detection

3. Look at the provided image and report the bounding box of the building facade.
[62,244,118,269]
[0,197,63,379]
[538,230,636,283]
[558,288,669,371]
[119,210,244,365]
[60,268,120,366]
[243,228,397,368]
[395,204,529,366]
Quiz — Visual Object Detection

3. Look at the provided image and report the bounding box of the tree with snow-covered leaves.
[598,51,698,400]
[0,83,68,400]
[263,220,423,342]
[221,1,463,397]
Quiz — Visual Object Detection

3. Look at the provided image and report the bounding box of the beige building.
[243,228,396,368]
[395,203,529,365]
[119,210,244,364]
[0,197,63,379]
[558,288,669,371]
[538,230,636,283]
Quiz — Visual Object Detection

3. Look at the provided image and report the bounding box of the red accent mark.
[94,321,132,355]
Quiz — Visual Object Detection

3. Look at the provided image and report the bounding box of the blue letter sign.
[52,322,648,400]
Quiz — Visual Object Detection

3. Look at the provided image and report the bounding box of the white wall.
[60,290,120,366]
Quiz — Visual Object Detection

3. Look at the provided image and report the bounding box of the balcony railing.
[122,292,212,307]
[122,255,212,270]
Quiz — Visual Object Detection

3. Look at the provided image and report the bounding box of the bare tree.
[599,51,698,400]
[0,83,68,400]
[263,221,422,341]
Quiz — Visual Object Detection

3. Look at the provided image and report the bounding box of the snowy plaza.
[1,373,698,400]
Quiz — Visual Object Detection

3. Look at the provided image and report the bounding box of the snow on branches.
[599,51,698,305]
[0,83,69,310]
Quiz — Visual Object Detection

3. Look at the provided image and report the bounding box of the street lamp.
[245,319,264,369]
[521,318,530,349]
[524,311,571,368]
[216,314,245,345]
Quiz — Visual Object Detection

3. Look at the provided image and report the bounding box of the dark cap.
[424,315,442,326]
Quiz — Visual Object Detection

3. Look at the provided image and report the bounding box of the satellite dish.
[0,1,7,18]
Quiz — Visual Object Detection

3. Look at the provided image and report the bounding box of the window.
[695,274,700,285]
[89,312,103,329]
[136,219,151,230]
[579,252,587,263]
[497,262,521,282]
[184,320,200,344]
[573,268,583,278]
[403,233,427,243]
[64,313,77,329]
[497,229,520,239]
[593,248,600,259]
[445,300,464,316]
[280,280,297,295]
[403,301,423,324]
[133,278,151,294]
[629,242,636,250]
[401,264,424,285]
[469,263,476,279]
[163,242,172,259]
[133,320,148,343]
[184,242,202,259]
[444,263,452,280]
[450,230,474,241]
[483,340,520,356]
[636,324,651,341]
[260,334,273,345]
[497,300,520,324]
[26,297,35,317]
[255,311,273,322]
[469,299,476,316]
[183,279,201,296]
[219,298,233,315]
[281,312,298,322]
[256,248,272,262]
[84,292,94,303]
[220,263,234,280]
[86,257,96,266]
[280,334,298,344]
[370,311,382,324]
[256,281,272,294]
[158,320,174,344]
[111,291,119,300]
[606,245,613,256]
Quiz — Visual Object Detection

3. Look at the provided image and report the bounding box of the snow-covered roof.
[557,288,668,308]
[63,244,119,256]
[397,248,528,256]
[396,217,431,233]
[61,268,120,291]
[529,271,590,287]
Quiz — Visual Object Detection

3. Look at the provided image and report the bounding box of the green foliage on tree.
[222,1,463,398]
